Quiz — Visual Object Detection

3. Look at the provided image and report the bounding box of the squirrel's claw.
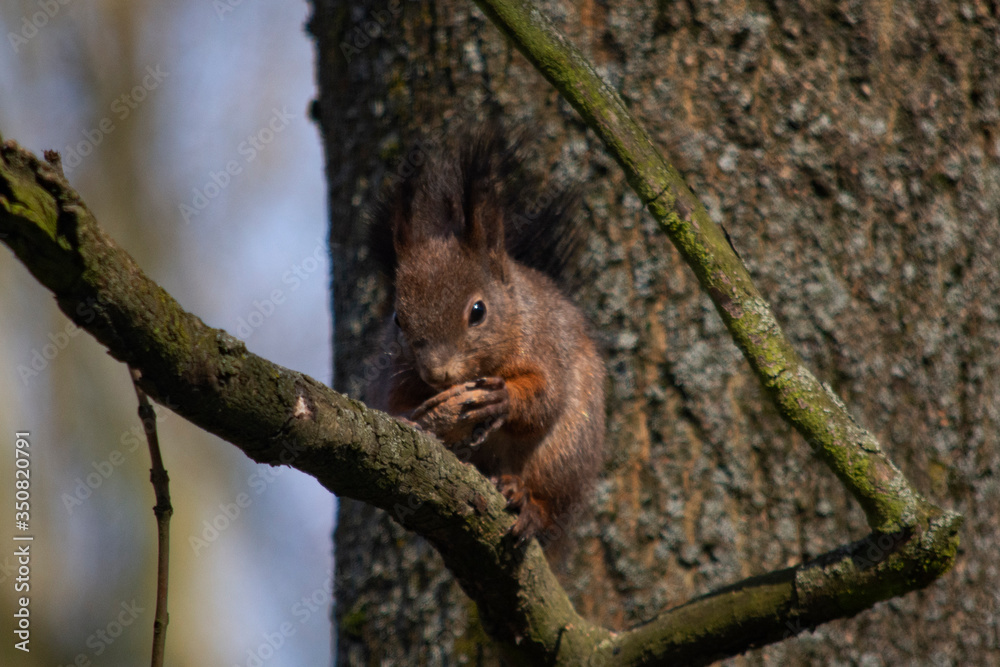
[411,377,509,447]
[410,382,473,421]
[410,376,506,420]
[495,474,548,545]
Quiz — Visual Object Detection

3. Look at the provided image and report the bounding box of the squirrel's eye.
[468,300,487,327]
[393,311,401,328]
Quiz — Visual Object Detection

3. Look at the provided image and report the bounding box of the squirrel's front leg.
[410,377,509,448]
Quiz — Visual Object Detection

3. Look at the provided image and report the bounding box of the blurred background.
[0,1,334,664]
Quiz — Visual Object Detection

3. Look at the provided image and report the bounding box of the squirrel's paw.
[460,376,510,424]
[494,474,548,545]
[411,377,509,446]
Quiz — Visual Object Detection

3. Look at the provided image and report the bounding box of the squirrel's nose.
[420,366,454,389]
[417,351,460,389]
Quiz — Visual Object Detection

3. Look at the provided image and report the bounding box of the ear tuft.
[367,120,584,289]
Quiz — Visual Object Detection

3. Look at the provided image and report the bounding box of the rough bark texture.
[311,0,998,664]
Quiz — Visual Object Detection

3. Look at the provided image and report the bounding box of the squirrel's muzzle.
[415,348,466,389]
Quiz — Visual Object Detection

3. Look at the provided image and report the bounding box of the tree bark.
[311,0,997,665]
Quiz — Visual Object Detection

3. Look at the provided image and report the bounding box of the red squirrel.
[368,126,605,545]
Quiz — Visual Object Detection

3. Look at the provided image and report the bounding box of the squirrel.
[367,125,605,546]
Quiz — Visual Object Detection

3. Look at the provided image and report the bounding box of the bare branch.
[129,366,172,667]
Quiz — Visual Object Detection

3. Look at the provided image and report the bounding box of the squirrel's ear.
[391,175,421,262]
[467,195,508,279]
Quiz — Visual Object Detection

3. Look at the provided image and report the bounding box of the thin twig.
[129,366,172,667]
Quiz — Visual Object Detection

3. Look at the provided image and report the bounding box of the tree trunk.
[310,0,999,664]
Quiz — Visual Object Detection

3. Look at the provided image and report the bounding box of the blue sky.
[0,1,335,664]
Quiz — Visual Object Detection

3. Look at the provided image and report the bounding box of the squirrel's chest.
[469,428,543,476]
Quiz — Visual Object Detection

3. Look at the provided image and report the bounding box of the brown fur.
[368,126,605,546]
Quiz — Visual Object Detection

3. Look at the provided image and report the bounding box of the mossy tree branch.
[470,0,947,538]
[0,2,961,653]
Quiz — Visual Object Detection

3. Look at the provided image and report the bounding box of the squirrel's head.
[389,138,518,390]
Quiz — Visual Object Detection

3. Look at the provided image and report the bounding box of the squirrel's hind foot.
[494,474,553,545]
